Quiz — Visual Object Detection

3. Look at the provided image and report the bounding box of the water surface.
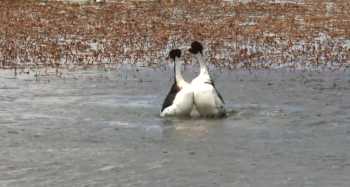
[1,66,350,186]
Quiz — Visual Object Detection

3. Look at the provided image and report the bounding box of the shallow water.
[1,66,350,187]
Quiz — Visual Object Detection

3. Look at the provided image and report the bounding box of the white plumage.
[160,49,194,117]
[189,41,226,118]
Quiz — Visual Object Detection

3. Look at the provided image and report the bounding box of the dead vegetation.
[0,0,349,71]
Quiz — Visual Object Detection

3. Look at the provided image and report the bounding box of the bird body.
[189,42,226,118]
[160,83,194,117]
[160,49,194,117]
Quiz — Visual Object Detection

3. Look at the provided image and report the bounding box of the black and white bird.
[160,49,194,117]
[189,41,226,118]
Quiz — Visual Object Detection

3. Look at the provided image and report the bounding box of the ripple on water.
[1,69,350,186]
[84,95,157,108]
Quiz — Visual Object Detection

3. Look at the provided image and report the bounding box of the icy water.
[1,66,350,187]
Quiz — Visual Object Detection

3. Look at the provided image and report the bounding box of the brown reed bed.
[0,0,349,72]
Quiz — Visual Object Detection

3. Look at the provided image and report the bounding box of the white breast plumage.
[160,49,194,117]
[189,41,226,118]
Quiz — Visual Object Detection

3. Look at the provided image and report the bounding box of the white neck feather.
[195,53,209,76]
[174,57,188,88]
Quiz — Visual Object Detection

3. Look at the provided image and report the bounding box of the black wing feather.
[205,78,225,104]
[161,82,180,112]
[212,81,225,104]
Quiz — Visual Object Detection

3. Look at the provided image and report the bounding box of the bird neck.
[174,58,186,88]
[195,53,209,76]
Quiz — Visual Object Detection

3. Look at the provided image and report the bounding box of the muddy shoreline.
[0,0,349,70]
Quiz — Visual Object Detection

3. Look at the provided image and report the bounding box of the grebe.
[160,49,194,117]
[189,41,226,118]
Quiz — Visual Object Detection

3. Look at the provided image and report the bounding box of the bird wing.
[212,81,225,104]
[161,82,180,112]
[204,79,225,104]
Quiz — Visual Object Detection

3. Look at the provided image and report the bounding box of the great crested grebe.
[189,41,226,118]
[160,49,194,117]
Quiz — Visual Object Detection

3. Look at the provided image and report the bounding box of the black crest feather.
[169,49,181,61]
[189,41,203,54]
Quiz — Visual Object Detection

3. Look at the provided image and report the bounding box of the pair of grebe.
[160,41,226,118]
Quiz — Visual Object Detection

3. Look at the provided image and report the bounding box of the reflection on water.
[1,67,350,186]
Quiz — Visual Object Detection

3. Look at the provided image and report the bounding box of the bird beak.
[188,48,193,53]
